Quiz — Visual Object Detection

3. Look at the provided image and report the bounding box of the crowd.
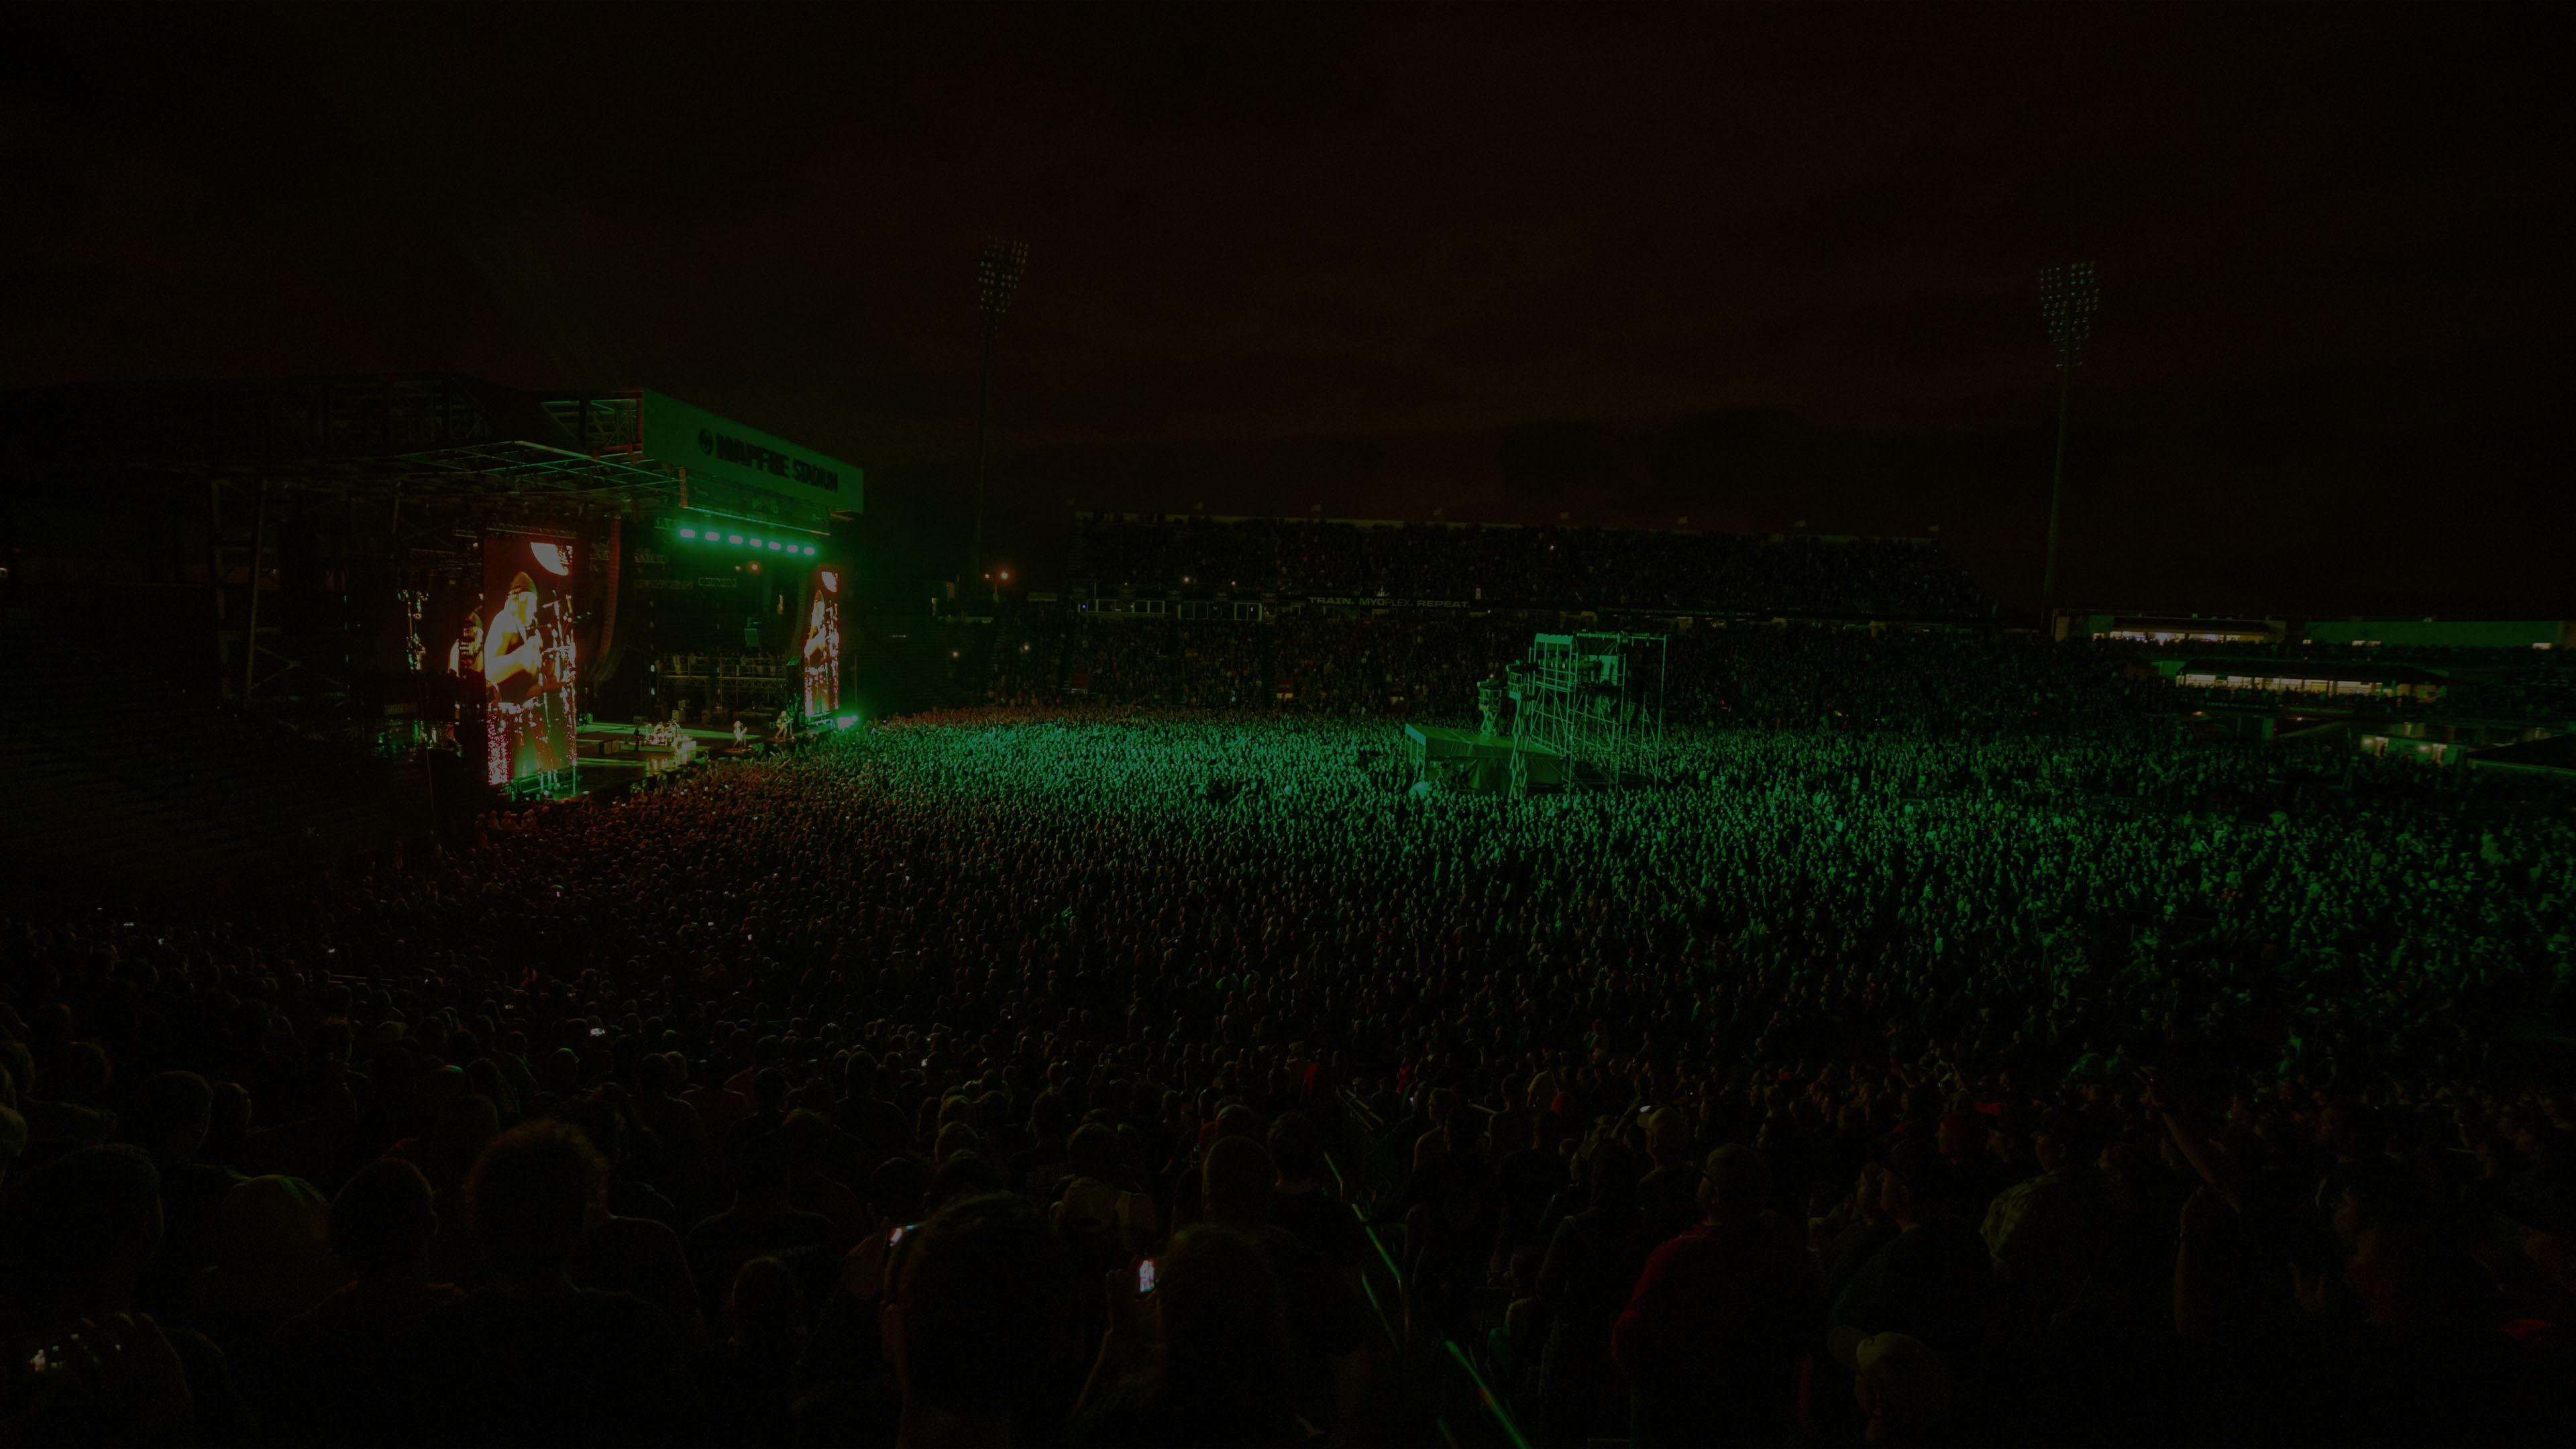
[989,619,1071,708]
[995,613,2172,737]
[2090,640,2573,729]
[2164,675,2576,729]
[1073,517,1991,619]
[3,663,2572,1444]
[2174,641,2565,668]
[1003,604,2573,743]
[2440,671,2576,727]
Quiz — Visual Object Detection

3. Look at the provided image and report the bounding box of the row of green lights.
[675,526,817,556]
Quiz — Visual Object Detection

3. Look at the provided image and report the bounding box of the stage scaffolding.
[5,376,694,706]
[1505,631,1666,796]
[2,375,854,710]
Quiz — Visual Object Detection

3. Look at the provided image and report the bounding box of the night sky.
[7,3,2569,614]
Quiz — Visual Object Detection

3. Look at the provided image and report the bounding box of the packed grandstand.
[1069,516,1995,619]
[2,516,2569,1448]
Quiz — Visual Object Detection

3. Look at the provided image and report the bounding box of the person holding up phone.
[881,1195,1071,1449]
[1075,1226,1301,1448]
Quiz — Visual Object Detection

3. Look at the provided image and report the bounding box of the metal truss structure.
[1506,631,1667,796]
[3,376,690,705]
[10,376,686,507]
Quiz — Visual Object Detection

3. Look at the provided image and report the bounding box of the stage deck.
[1401,722,1563,790]
[524,721,781,800]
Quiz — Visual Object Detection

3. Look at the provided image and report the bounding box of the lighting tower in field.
[2038,260,2098,633]
[970,237,1030,599]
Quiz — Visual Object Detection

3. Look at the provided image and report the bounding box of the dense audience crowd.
[2438,670,2576,727]
[2161,674,2575,728]
[2183,641,2566,667]
[1000,604,2573,740]
[1073,517,1991,619]
[998,613,2173,737]
[5,645,2572,1446]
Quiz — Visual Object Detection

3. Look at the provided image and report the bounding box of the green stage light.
[727,533,745,545]
[802,545,816,556]
[768,541,782,551]
[748,536,763,548]
[678,527,698,539]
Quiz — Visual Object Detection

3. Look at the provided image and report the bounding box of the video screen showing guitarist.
[801,568,841,718]
[482,537,577,785]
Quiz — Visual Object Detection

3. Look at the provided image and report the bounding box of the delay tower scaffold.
[1505,631,1666,796]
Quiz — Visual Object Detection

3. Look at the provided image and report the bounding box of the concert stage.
[1402,723,1565,793]
[518,722,775,800]
[7,374,861,812]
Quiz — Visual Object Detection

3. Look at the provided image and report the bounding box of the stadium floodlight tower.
[969,237,1030,602]
[1506,631,1667,796]
[2038,260,2098,636]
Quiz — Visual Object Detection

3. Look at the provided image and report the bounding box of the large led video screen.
[437,579,484,684]
[802,566,842,718]
[481,535,578,785]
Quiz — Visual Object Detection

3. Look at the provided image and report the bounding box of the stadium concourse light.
[970,237,1029,601]
[2038,261,2098,635]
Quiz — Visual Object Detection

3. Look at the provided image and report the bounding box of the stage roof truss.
[7,376,688,511]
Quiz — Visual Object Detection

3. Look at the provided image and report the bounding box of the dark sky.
[7,3,2570,614]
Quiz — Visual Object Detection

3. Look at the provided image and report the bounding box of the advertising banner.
[641,390,862,533]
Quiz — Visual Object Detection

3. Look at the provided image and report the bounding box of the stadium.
[3,7,2572,1449]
